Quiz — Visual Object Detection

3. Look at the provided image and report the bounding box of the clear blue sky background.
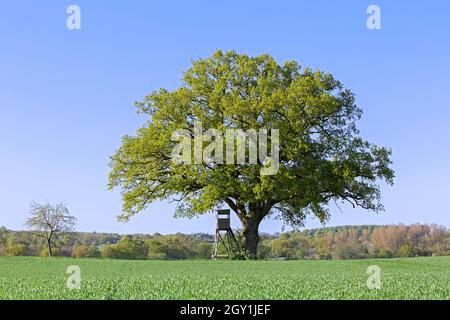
[1,1,449,234]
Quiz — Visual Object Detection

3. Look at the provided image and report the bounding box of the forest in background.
[0,224,448,260]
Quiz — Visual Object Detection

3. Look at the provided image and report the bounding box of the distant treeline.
[0,224,449,260]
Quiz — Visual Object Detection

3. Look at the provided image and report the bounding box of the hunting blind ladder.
[212,209,242,259]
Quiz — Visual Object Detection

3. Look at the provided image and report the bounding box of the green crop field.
[0,256,448,300]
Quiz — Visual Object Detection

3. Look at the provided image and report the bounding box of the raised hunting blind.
[212,209,242,259]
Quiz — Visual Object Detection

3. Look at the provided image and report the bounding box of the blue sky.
[1,1,449,234]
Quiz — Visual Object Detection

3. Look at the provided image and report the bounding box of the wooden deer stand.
[212,209,241,259]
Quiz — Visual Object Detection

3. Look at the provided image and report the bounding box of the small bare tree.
[26,201,76,257]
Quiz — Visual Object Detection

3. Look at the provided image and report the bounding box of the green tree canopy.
[109,50,394,257]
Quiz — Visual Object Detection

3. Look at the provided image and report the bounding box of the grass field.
[0,256,448,299]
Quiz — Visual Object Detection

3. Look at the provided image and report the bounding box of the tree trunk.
[241,217,262,258]
[47,238,53,257]
[230,199,272,259]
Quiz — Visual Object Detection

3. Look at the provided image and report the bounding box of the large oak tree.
[109,50,394,257]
